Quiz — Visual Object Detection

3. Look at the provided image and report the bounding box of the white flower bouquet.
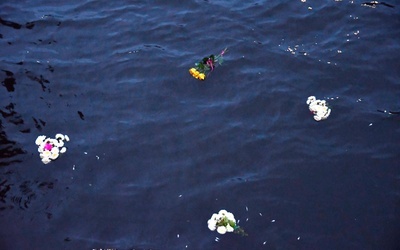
[35,133,69,164]
[306,96,331,121]
[207,209,247,236]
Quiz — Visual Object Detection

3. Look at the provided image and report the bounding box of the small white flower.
[226,224,234,232]
[306,96,316,105]
[40,150,51,158]
[226,212,236,223]
[50,152,59,160]
[314,115,322,121]
[218,210,228,216]
[217,226,227,234]
[207,220,216,231]
[41,157,51,164]
[54,140,64,147]
[51,147,60,154]
[49,138,58,145]
[35,135,46,145]
[60,147,67,153]
[55,133,64,140]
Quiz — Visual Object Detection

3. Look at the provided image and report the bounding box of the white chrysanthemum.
[54,140,64,147]
[35,135,46,145]
[207,219,217,231]
[39,141,46,148]
[306,96,316,105]
[226,224,234,232]
[60,147,67,153]
[226,212,236,223]
[49,138,58,145]
[217,226,227,234]
[64,135,70,142]
[218,210,228,216]
[41,157,51,164]
[211,213,221,221]
[51,147,60,154]
[40,150,51,158]
[55,133,64,140]
[50,152,59,160]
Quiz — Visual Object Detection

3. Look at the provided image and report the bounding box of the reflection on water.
[0,104,26,167]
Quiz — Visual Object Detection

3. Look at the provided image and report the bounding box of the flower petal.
[35,135,46,145]
[217,226,227,234]
[55,133,64,140]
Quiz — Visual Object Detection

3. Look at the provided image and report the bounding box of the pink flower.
[43,142,53,151]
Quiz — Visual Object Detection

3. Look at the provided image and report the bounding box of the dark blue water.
[1,0,399,249]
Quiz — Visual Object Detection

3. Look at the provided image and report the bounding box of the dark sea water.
[1,0,399,249]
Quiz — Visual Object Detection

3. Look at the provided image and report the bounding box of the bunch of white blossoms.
[207,209,236,235]
[35,134,69,164]
[306,96,331,121]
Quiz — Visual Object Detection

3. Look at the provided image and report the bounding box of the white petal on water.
[50,152,59,160]
[60,147,67,153]
[263,241,267,245]
[96,155,100,160]
[55,133,64,140]
[297,237,301,240]
[245,206,248,211]
[215,237,219,242]
[55,140,64,147]
[217,226,227,234]
[41,157,51,164]
[64,135,70,141]
[271,219,276,223]
[51,147,59,154]
[84,152,88,154]
[35,135,46,145]
[178,194,182,197]
[369,123,373,126]
[177,234,179,238]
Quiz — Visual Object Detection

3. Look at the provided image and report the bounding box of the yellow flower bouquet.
[189,48,227,81]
